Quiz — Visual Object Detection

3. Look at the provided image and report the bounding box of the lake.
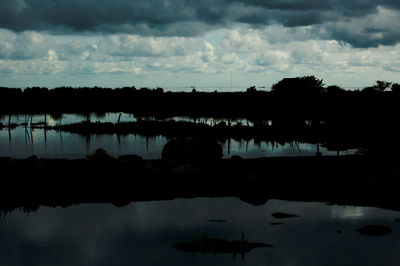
[0,113,355,159]
[1,198,399,266]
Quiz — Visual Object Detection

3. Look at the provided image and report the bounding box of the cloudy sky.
[1,0,400,89]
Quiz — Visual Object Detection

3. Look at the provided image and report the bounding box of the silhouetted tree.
[271,76,324,96]
[362,81,391,94]
[155,87,164,94]
[374,80,391,92]
[0,87,22,97]
[139,87,151,94]
[52,86,75,97]
[246,86,257,93]
[24,86,49,97]
[322,85,344,95]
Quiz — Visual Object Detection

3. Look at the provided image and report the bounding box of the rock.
[118,154,143,163]
[230,155,243,160]
[139,163,163,176]
[26,154,40,161]
[271,212,299,219]
[356,225,392,236]
[161,136,223,162]
[87,148,114,161]
[173,164,200,175]
[172,234,273,255]
[111,200,131,207]
[239,196,268,206]
[25,155,44,170]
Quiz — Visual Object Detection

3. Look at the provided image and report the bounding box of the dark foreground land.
[1,151,400,214]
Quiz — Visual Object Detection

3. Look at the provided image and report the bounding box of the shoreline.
[1,153,400,213]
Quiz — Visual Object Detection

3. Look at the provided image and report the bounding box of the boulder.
[172,164,200,176]
[24,155,44,170]
[87,148,114,162]
[230,155,243,160]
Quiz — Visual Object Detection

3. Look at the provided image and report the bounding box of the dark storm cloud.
[0,0,213,33]
[1,0,400,47]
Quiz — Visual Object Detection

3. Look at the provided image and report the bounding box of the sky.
[1,0,400,89]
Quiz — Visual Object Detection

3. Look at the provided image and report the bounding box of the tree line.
[1,76,399,97]
[1,76,400,119]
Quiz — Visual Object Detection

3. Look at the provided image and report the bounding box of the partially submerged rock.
[230,155,243,160]
[239,196,268,206]
[172,234,272,256]
[356,225,392,236]
[271,212,300,219]
[24,155,44,170]
[87,148,114,162]
[26,154,40,161]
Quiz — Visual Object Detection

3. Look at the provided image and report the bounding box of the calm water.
[0,113,254,127]
[0,113,138,126]
[1,198,399,266]
[0,113,355,159]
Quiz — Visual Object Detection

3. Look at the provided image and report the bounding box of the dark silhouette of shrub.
[323,85,344,95]
[391,83,400,93]
[374,80,391,92]
[246,86,257,93]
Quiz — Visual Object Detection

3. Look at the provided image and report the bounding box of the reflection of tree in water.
[172,233,272,260]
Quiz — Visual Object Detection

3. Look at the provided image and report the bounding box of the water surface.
[1,198,399,266]
[0,113,356,159]
[0,126,351,159]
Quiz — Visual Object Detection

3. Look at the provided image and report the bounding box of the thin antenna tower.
[230,71,232,88]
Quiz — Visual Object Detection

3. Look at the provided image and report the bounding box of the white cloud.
[57,39,97,61]
[98,34,207,58]
[1,26,400,88]
[219,28,267,53]
[0,30,51,59]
